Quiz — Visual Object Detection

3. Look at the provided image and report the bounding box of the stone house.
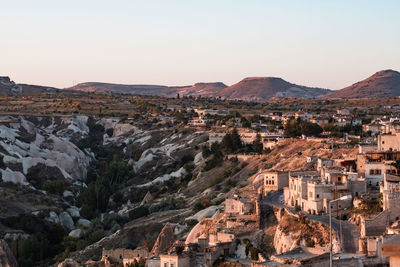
[378,131,400,151]
[359,173,400,254]
[317,158,334,171]
[381,234,400,267]
[261,134,283,150]
[284,171,320,208]
[147,256,161,267]
[225,197,254,215]
[284,169,357,215]
[256,170,289,194]
[102,246,149,265]
[159,253,190,267]
[356,150,399,186]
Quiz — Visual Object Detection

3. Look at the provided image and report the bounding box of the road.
[262,190,359,253]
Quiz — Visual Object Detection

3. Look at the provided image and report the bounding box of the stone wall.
[361,210,390,237]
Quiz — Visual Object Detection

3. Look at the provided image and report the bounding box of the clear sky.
[1,0,399,90]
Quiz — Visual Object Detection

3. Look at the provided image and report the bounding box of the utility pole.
[329,195,351,267]
[329,201,333,267]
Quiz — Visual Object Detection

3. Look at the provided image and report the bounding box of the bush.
[129,205,150,220]
[180,154,194,166]
[193,198,211,212]
[203,153,223,171]
[306,239,315,247]
[42,180,65,195]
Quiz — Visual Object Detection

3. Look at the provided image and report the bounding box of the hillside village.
[0,94,400,267]
[88,128,400,267]
[54,105,400,267]
[2,0,400,266]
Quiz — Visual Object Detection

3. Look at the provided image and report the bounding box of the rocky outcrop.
[150,223,174,257]
[0,116,91,186]
[57,258,82,267]
[273,213,339,254]
[185,205,219,222]
[0,77,20,95]
[0,239,18,267]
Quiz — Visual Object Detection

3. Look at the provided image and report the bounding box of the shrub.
[42,180,65,195]
[129,205,150,220]
[306,239,315,247]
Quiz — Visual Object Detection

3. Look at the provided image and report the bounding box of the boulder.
[47,211,60,224]
[77,218,91,227]
[68,229,82,238]
[67,206,80,218]
[185,206,219,222]
[63,190,74,198]
[59,212,74,230]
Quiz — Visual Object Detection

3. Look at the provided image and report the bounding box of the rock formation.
[149,223,174,257]
[0,239,18,267]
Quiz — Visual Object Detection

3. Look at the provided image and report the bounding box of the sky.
[1,0,399,90]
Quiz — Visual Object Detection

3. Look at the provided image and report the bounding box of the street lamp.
[329,195,352,267]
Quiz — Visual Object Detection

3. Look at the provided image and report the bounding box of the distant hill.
[66,78,329,100]
[65,82,228,97]
[218,77,331,100]
[326,70,400,99]
[173,82,228,97]
[5,70,400,100]
[66,82,170,95]
[0,76,58,96]
[0,76,21,95]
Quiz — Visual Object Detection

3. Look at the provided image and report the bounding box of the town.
[21,99,394,267]
[2,1,400,266]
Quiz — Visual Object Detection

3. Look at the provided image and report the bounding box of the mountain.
[66,78,329,100]
[173,82,228,97]
[217,77,331,100]
[326,70,400,99]
[66,82,228,97]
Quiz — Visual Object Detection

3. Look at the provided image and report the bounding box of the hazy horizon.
[1,0,399,90]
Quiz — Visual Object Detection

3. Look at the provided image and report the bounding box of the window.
[316,194,320,198]
[164,263,168,267]
[272,180,274,185]
[369,169,375,175]
[376,169,381,175]
[338,177,341,182]
[171,264,175,267]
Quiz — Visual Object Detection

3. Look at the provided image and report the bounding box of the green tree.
[252,134,263,154]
